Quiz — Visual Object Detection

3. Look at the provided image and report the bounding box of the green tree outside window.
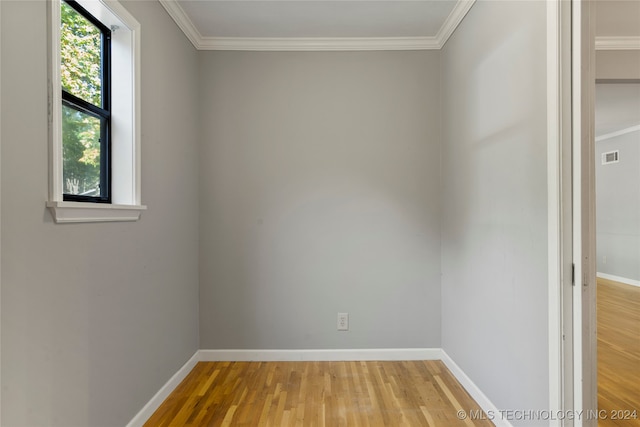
[61,1,103,196]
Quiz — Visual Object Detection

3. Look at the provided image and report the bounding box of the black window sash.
[62,0,112,203]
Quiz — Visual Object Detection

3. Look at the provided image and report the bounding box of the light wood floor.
[143,360,495,426]
[598,277,640,427]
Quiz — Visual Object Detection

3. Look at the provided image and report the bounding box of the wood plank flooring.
[597,277,640,427]
[143,360,495,426]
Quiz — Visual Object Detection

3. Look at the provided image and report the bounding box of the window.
[61,0,111,202]
[47,0,146,222]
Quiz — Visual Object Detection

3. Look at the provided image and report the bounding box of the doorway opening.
[594,81,640,425]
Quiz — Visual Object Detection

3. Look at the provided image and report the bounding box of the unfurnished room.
[1,0,639,426]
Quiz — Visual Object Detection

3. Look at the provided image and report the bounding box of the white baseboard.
[441,350,514,427]
[597,272,640,288]
[126,351,200,427]
[127,348,508,427]
[198,348,442,362]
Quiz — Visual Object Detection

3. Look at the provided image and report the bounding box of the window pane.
[61,1,102,107]
[62,104,102,196]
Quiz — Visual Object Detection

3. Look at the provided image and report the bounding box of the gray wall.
[596,130,640,281]
[198,51,442,349]
[596,51,640,81]
[0,1,200,426]
[440,1,549,423]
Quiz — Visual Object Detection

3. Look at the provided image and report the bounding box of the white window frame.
[47,0,146,223]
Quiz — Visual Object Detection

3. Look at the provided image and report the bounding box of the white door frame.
[549,1,597,426]
[547,0,573,425]
[571,0,598,426]
[573,0,598,425]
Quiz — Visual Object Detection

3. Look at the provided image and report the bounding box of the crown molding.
[435,0,476,48]
[160,0,473,51]
[159,0,203,48]
[595,36,640,51]
[160,1,639,52]
[198,37,440,51]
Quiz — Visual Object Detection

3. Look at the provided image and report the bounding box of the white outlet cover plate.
[337,313,349,331]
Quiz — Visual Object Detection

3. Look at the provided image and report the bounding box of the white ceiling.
[161,0,640,51]
[160,0,475,50]
[176,1,457,38]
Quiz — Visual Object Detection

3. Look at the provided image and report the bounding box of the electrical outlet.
[603,255,607,264]
[337,313,349,331]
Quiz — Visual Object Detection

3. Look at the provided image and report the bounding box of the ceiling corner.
[435,0,476,49]
[159,0,203,49]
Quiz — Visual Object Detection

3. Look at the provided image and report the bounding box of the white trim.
[159,0,474,51]
[126,351,200,427]
[573,0,598,424]
[48,0,143,217]
[196,36,440,52]
[46,201,147,223]
[572,1,585,422]
[435,0,475,49]
[595,124,640,142]
[595,36,640,51]
[597,272,640,288]
[101,0,143,207]
[47,0,63,203]
[441,351,513,427]
[547,1,563,424]
[198,348,442,362]
[157,5,635,54]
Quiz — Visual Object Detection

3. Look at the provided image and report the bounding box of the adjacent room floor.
[597,277,640,427]
[144,360,495,426]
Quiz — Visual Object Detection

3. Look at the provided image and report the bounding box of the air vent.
[602,150,619,165]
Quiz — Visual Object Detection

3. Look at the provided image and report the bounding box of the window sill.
[46,201,147,223]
